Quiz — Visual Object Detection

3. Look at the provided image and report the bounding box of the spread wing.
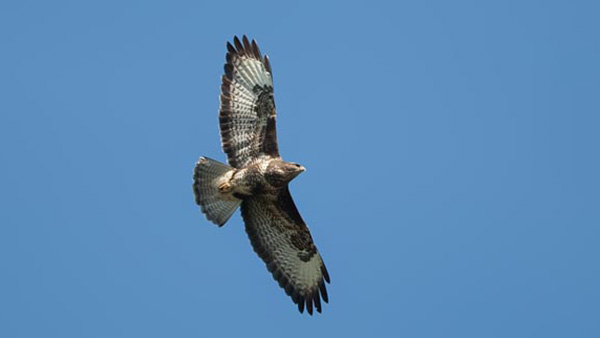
[241,187,330,315]
[220,36,279,168]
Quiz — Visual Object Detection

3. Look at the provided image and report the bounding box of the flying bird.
[193,36,330,315]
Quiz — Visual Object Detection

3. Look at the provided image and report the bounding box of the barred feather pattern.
[198,36,331,315]
[193,156,241,226]
[241,187,330,315]
[220,35,279,168]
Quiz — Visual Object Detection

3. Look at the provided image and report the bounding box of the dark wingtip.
[233,36,243,52]
[314,292,322,313]
[264,55,272,74]
[319,280,329,303]
[321,264,330,284]
[226,36,271,76]
[226,41,236,54]
[242,35,252,55]
[251,39,261,59]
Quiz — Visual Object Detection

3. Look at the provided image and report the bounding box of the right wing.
[240,187,330,315]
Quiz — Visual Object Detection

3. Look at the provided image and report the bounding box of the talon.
[218,181,232,193]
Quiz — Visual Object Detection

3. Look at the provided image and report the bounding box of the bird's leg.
[217,170,236,193]
[218,181,232,193]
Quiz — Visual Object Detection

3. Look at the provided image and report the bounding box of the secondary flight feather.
[193,36,330,315]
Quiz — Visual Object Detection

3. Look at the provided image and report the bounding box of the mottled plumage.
[193,36,330,314]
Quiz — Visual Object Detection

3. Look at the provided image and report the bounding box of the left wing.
[219,36,279,168]
[240,187,330,315]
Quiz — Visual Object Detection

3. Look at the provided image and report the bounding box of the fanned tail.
[193,157,241,226]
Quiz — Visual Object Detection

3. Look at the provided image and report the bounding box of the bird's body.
[193,36,329,315]
[207,157,304,199]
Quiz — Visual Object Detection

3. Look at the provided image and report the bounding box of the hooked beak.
[298,165,306,172]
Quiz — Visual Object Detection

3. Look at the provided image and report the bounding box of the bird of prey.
[193,36,330,315]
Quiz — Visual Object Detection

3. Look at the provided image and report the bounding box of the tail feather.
[193,157,241,226]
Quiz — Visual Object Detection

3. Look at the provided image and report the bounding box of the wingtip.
[242,35,252,54]
[264,55,272,74]
[314,292,322,313]
[319,280,329,303]
[233,35,243,51]
[226,41,235,54]
[321,264,331,284]
[251,39,261,59]
[306,298,313,315]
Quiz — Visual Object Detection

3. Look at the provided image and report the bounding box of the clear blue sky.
[1,1,599,337]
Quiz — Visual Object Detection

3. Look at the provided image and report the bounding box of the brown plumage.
[193,36,330,315]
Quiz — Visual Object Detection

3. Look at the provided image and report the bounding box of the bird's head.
[265,160,305,187]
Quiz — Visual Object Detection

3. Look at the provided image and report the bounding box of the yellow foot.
[218,181,232,193]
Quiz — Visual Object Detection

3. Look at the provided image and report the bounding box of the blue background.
[1,1,599,337]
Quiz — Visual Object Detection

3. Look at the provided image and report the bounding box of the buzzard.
[193,36,330,314]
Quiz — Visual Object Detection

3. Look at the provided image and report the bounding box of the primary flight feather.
[193,36,330,315]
